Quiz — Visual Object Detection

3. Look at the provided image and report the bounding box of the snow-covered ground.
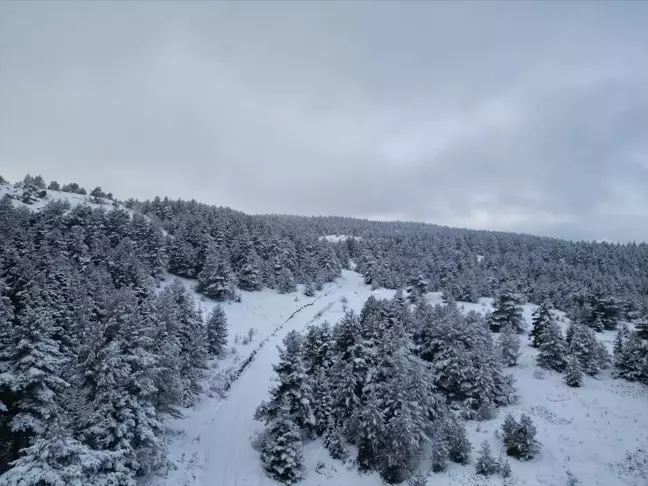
[319,235,361,243]
[0,181,118,211]
[149,270,393,486]
[147,270,648,486]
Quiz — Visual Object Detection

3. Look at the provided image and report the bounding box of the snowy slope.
[147,273,648,486]
[148,270,393,486]
[0,181,122,212]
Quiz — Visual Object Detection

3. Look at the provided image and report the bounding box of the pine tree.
[488,291,524,333]
[635,317,648,341]
[498,324,522,367]
[260,402,304,485]
[0,419,130,486]
[237,247,263,291]
[205,305,228,358]
[429,429,449,472]
[499,457,512,478]
[353,388,384,472]
[536,320,567,372]
[475,440,498,475]
[501,413,540,460]
[613,333,646,382]
[565,321,576,347]
[255,331,315,432]
[322,422,347,460]
[78,290,164,479]
[0,295,69,460]
[530,303,554,348]
[167,229,197,278]
[197,246,236,301]
[303,281,315,297]
[276,267,297,294]
[569,324,603,376]
[446,418,471,464]
[407,470,428,486]
[564,354,583,387]
[613,328,625,367]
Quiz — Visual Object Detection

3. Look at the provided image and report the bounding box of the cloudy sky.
[1,1,647,241]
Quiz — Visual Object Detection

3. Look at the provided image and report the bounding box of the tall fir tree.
[197,246,236,301]
[260,401,304,485]
[254,331,315,433]
[569,324,603,376]
[498,324,522,367]
[564,353,583,387]
[488,291,524,333]
[613,333,646,382]
[205,305,228,358]
[529,303,554,348]
[536,320,567,372]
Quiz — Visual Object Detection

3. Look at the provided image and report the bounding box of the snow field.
[150,271,648,486]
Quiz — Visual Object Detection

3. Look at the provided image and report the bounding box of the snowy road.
[152,270,389,486]
[198,271,372,486]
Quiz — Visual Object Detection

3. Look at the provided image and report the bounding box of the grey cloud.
[1,1,647,241]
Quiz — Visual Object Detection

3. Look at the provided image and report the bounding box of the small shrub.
[566,470,581,486]
[501,413,541,460]
[533,368,546,380]
[475,440,499,476]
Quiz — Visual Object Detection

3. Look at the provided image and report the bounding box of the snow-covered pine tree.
[564,353,583,387]
[613,333,646,382]
[329,311,366,429]
[166,227,197,279]
[499,457,512,478]
[322,420,347,460]
[0,292,69,463]
[498,324,522,367]
[78,289,164,480]
[613,327,625,367]
[255,331,315,433]
[565,320,576,346]
[205,305,228,358]
[635,316,648,341]
[353,386,385,472]
[0,282,16,416]
[260,401,304,485]
[536,320,567,372]
[466,315,518,412]
[501,413,540,460]
[237,246,263,291]
[569,323,603,376]
[407,470,428,486]
[488,291,524,333]
[428,428,449,473]
[0,418,130,486]
[303,281,315,297]
[197,245,236,301]
[302,322,334,435]
[475,440,498,475]
[445,417,472,464]
[529,302,554,348]
[276,267,297,294]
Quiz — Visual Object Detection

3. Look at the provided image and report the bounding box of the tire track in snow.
[220,299,317,396]
[199,283,347,486]
[219,281,343,397]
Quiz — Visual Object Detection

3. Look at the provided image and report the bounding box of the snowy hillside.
[148,271,648,486]
[0,180,121,212]
[1,176,646,486]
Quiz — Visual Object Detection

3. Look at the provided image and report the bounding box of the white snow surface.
[0,181,122,212]
[147,270,648,486]
[319,235,361,243]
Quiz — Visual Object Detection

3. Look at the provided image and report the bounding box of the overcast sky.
[1,1,647,242]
